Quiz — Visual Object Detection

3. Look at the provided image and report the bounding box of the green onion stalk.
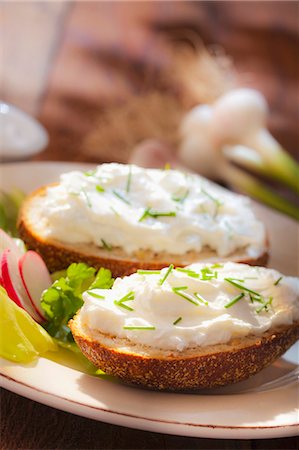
[223,162,299,221]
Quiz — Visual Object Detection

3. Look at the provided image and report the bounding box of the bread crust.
[70,316,299,391]
[18,186,268,277]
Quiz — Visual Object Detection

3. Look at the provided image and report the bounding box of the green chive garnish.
[256,296,273,313]
[138,207,176,222]
[84,169,96,177]
[172,286,199,306]
[96,184,105,193]
[81,188,92,208]
[137,269,161,275]
[87,291,105,299]
[114,291,135,311]
[159,264,174,285]
[224,293,245,308]
[126,165,132,193]
[114,301,134,312]
[112,189,131,205]
[194,292,209,306]
[201,188,223,217]
[123,326,156,330]
[249,293,263,304]
[224,278,261,297]
[274,276,283,286]
[101,239,112,251]
[210,263,224,269]
[173,317,182,325]
[200,267,218,280]
[176,268,200,278]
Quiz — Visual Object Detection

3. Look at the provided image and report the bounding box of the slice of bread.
[18,186,268,277]
[70,314,299,391]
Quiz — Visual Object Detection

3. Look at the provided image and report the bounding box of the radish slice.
[0,229,23,258]
[19,251,51,320]
[1,249,43,322]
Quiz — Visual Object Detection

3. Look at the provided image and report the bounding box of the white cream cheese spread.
[80,262,299,351]
[39,163,265,257]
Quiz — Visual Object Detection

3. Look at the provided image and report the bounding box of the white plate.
[0,162,298,439]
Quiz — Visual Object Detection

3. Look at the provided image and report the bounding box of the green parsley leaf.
[41,264,114,342]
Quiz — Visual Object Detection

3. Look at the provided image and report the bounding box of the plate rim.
[1,161,298,439]
[1,371,298,440]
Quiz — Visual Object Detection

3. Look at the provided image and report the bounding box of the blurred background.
[1,1,298,163]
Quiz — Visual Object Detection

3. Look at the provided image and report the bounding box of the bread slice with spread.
[70,262,299,391]
[18,164,268,276]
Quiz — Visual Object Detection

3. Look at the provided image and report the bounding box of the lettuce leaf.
[41,263,114,342]
[0,286,56,363]
[0,189,25,237]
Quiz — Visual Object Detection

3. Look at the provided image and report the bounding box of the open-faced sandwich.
[18,164,268,276]
[70,262,299,391]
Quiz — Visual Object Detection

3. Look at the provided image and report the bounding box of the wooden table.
[1,2,298,449]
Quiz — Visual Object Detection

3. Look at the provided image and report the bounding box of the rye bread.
[70,314,299,391]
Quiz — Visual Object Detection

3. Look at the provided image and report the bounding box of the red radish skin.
[0,229,22,258]
[19,251,51,320]
[0,249,43,323]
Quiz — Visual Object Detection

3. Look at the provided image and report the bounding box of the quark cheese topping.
[39,163,265,257]
[80,262,299,351]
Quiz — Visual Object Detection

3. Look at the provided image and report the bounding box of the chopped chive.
[176,268,199,278]
[114,291,135,311]
[173,317,182,325]
[138,207,176,222]
[96,184,105,193]
[249,293,263,304]
[172,189,189,203]
[114,301,134,312]
[101,239,112,251]
[116,291,135,303]
[126,165,132,193]
[210,263,224,269]
[123,326,156,330]
[112,189,131,205]
[84,169,96,177]
[159,264,174,285]
[200,267,218,280]
[201,188,223,217]
[256,296,273,314]
[194,292,209,306]
[137,269,161,275]
[172,286,199,306]
[81,188,92,208]
[228,278,245,282]
[225,293,245,308]
[87,291,105,299]
[224,278,261,297]
[274,276,283,286]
